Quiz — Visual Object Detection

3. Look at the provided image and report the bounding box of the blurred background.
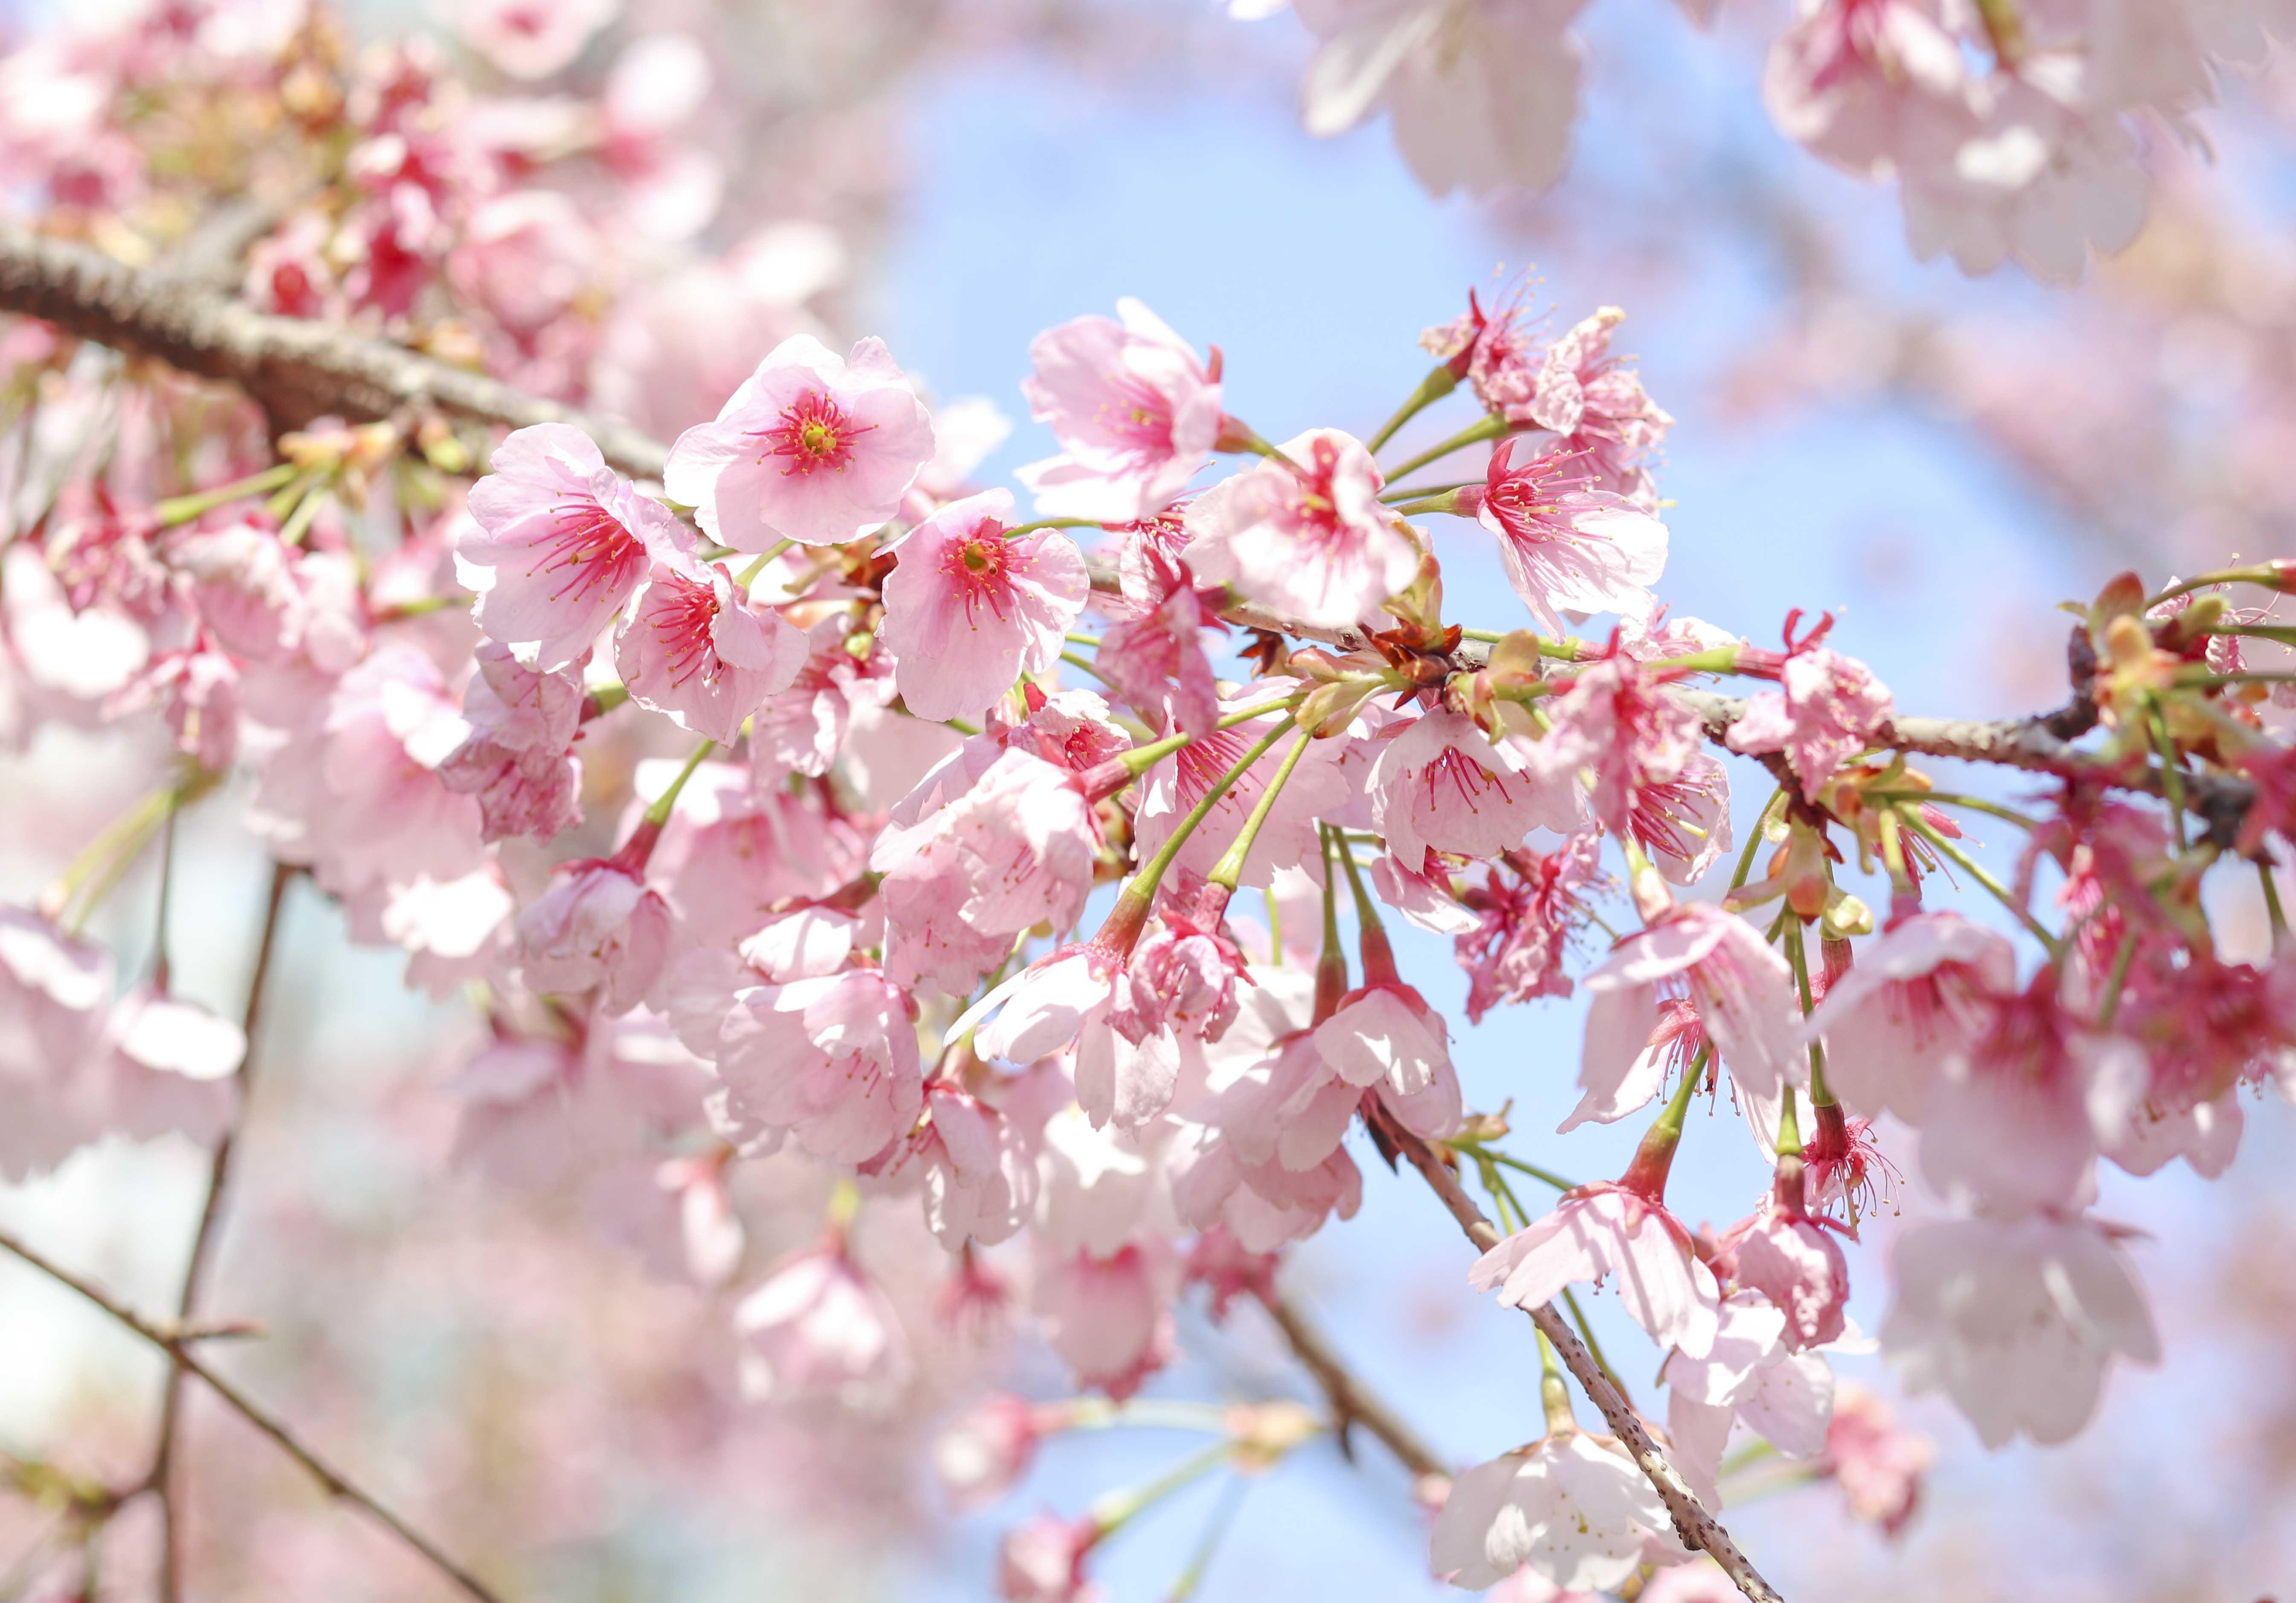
[2,0,2293,1599]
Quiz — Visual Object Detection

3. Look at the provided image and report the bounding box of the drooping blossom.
[1183,429,1418,630]
[449,0,619,79]
[746,616,896,789]
[969,941,1180,1130]
[1371,708,1582,870]
[0,907,113,1180]
[668,938,923,1165]
[864,1084,1038,1248]
[436,640,586,843]
[934,1394,1048,1512]
[93,986,246,1150]
[1727,639,1896,794]
[1428,1431,1679,1593]
[871,748,1098,997]
[733,1240,914,1412]
[878,489,1090,724]
[1459,437,1667,635]
[1016,299,1226,522]
[515,852,675,1015]
[1881,1212,2158,1447]
[1092,541,1224,739]
[1455,835,1603,1023]
[1917,971,2146,1220]
[1818,1384,1933,1537]
[459,423,671,671]
[664,333,936,551]
[1663,1292,1836,1497]
[997,1512,1104,1603]
[1031,1238,1177,1400]
[1293,0,1589,198]
[1573,903,1802,1149]
[1802,910,2016,1125]
[1717,1191,1851,1351]
[1470,1184,1722,1359]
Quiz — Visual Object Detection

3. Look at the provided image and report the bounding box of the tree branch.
[1361,1102,1787,1603]
[1255,1287,1448,1483]
[150,858,294,1603]
[0,227,666,480]
[0,1227,508,1603]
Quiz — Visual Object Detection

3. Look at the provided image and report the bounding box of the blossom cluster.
[6,4,2296,1602]
[1250,0,2296,281]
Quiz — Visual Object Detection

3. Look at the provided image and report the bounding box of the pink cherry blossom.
[436,640,586,844]
[1182,429,1418,630]
[663,333,936,551]
[515,854,676,1015]
[1130,683,1351,888]
[1726,638,1895,794]
[1819,1384,1933,1536]
[733,1241,914,1412]
[1522,307,1675,510]
[1470,1184,1723,1359]
[672,955,922,1165]
[1294,0,1589,198]
[997,1512,1103,1603]
[449,0,618,80]
[934,1393,1046,1512]
[1719,1197,1851,1351]
[1031,1239,1176,1400]
[1662,1292,1835,1495]
[865,1084,1039,1248]
[615,545,808,745]
[1459,437,1668,635]
[1803,910,2017,1124]
[0,907,113,1180]
[1371,708,1582,870]
[747,616,895,789]
[1881,1212,2158,1447]
[872,748,1098,997]
[459,423,673,672]
[1574,904,1802,1149]
[1455,836,1603,1023]
[1518,652,1703,859]
[878,489,1090,724]
[1092,543,1223,739]
[1428,1432,1678,1593]
[1764,0,1969,185]
[95,986,245,1149]
[1016,299,1226,522]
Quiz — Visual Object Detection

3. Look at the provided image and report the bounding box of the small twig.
[1361,1102,1787,1603]
[0,1229,507,1603]
[151,860,292,1603]
[1254,1287,1446,1482]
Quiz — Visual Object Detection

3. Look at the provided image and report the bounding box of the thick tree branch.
[1255,1287,1448,1483]
[0,1228,507,1603]
[0,227,666,479]
[1362,1102,1787,1603]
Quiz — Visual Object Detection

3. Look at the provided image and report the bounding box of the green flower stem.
[1380,412,1508,484]
[1112,717,1294,927]
[643,739,718,827]
[1867,789,2041,831]
[1536,1327,1576,1435]
[1899,809,2060,955]
[2096,929,2141,1028]
[1114,694,1308,779]
[1086,1441,1235,1538]
[1061,650,1116,687]
[1207,726,1316,892]
[1781,918,1833,1109]
[2262,861,2289,942]
[1004,517,1105,539]
[154,463,298,527]
[2147,566,2292,608]
[1378,478,1479,505]
[1367,363,1461,454]
[732,538,795,587]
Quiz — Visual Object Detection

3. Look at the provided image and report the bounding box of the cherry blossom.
[436,641,586,843]
[459,423,672,671]
[1429,1431,1678,1592]
[1882,1212,2159,1447]
[1459,437,1668,634]
[878,489,1091,725]
[733,1240,914,1412]
[1803,910,2017,1124]
[1183,429,1418,630]
[1371,708,1582,870]
[1470,1184,1722,1359]
[616,543,808,744]
[1016,300,1226,522]
[664,334,936,551]
[1726,637,1896,794]
[515,854,675,1015]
